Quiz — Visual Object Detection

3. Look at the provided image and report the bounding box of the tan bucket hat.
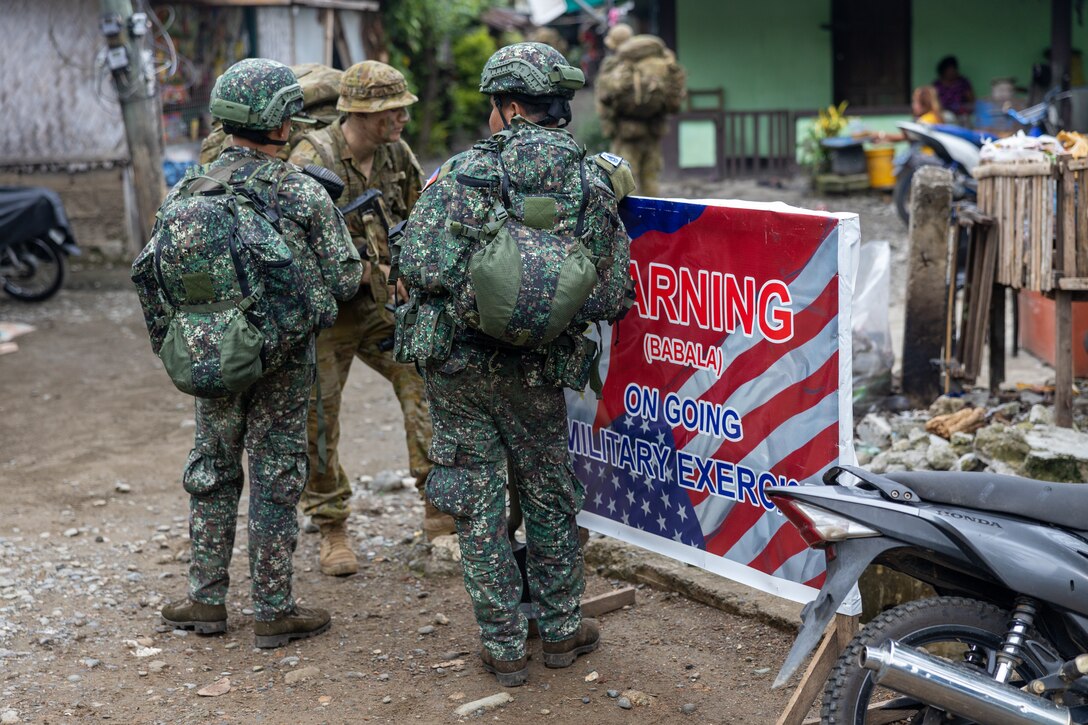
[337,60,418,113]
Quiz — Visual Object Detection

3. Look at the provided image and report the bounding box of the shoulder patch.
[592,153,635,200]
[423,150,477,191]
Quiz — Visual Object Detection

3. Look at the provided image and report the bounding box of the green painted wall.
[911,0,1088,96]
[675,0,1088,167]
[675,1,832,111]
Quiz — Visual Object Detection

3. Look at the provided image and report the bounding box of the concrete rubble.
[857,393,1088,483]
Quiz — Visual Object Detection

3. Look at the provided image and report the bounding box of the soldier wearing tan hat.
[289,61,454,578]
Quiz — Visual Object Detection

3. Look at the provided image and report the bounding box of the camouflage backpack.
[399,123,632,350]
[199,64,344,164]
[596,35,686,119]
[136,159,314,398]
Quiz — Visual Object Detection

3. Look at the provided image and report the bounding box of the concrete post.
[902,166,953,407]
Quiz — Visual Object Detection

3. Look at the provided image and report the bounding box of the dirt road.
[0,267,801,723]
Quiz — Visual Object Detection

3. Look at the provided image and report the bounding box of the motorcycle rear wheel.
[894,166,914,225]
[821,596,1052,725]
[2,237,66,302]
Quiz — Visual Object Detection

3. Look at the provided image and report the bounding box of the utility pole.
[99,0,165,250]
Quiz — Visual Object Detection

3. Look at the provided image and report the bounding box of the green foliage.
[449,27,497,138]
[800,101,854,174]
[385,0,498,155]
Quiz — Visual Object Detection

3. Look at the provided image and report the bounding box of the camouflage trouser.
[611,135,664,197]
[302,292,432,525]
[424,346,585,661]
[183,344,313,622]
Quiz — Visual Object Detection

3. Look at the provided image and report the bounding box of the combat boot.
[423,500,456,541]
[480,650,529,687]
[318,521,358,576]
[542,618,600,668]
[253,606,331,649]
[160,598,227,634]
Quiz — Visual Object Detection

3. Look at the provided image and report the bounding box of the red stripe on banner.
[703,421,840,558]
[772,420,841,487]
[595,213,838,426]
[805,571,827,589]
[709,353,838,464]
[746,519,809,575]
[671,277,839,450]
[684,353,837,511]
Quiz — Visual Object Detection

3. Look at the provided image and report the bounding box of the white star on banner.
[598,465,606,478]
[677,506,687,522]
[626,489,636,506]
[673,529,684,542]
[611,474,620,490]
[659,492,672,511]
[656,429,667,445]
[582,459,593,473]
[623,414,635,430]
[607,498,616,515]
[621,511,630,526]
[656,515,667,531]
[639,418,650,433]
[640,499,652,516]
[593,492,603,507]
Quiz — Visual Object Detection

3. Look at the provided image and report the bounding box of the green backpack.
[409,127,631,349]
[137,160,314,398]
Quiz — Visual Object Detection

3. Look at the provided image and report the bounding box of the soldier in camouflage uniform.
[596,26,685,197]
[399,43,633,686]
[134,58,362,647]
[287,61,454,578]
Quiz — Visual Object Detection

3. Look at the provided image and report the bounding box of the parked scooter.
[769,466,1088,724]
[894,88,1068,224]
[893,123,984,224]
[0,186,80,302]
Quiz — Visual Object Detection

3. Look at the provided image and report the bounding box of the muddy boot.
[160,598,227,635]
[423,500,456,541]
[318,521,358,577]
[480,650,529,687]
[253,606,331,649]
[542,618,600,668]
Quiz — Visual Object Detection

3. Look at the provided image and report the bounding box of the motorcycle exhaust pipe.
[860,641,1071,725]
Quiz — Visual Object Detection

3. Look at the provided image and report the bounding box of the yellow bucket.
[865,147,895,189]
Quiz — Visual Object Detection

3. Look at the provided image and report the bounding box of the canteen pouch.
[395,298,454,364]
[543,333,597,391]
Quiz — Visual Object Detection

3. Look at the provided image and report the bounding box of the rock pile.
[856,395,1088,482]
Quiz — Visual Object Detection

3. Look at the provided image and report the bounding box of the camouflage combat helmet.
[337,61,418,113]
[479,42,584,99]
[604,23,633,50]
[209,58,310,131]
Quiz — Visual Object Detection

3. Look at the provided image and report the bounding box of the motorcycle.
[893,123,985,224]
[768,466,1088,724]
[0,186,80,302]
[894,88,1068,224]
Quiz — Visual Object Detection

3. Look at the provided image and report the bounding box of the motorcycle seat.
[884,471,1087,530]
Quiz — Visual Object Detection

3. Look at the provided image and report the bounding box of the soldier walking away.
[288,61,455,578]
[397,43,634,686]
[131,58,362,647]
[596,25,687,197]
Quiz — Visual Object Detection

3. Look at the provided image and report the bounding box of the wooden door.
[831,0,911,108]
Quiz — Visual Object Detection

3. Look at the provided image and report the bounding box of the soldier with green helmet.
[398,42,634,686]
[138,58,361,646]
[288,60,454,578]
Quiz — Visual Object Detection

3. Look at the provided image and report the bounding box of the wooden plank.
[1062,160,1077,278]
[1058,277,1088,290]
[580,587,636,618]
[776,614,859,725]
[1056,290,1074,428]
[989,284,1006,392]
[1067,157,1088,171]
[973,161,1054,179]
[1077,168,1088,277]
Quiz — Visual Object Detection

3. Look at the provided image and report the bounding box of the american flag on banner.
[567,197,859,605]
